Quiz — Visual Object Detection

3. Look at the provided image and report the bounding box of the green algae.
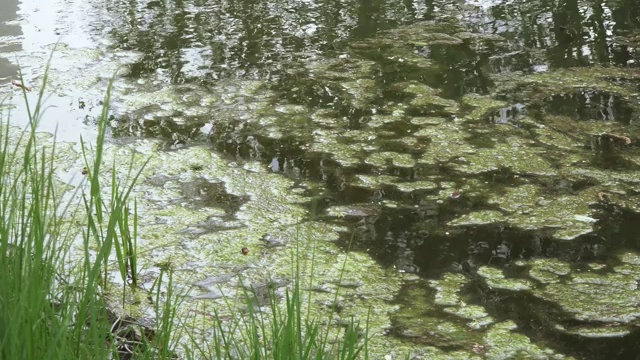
[416,122,476,164]
[456,142,555,175]
[477,266,533,291]
[394,180,439,193]
[309,132,364,166]
[532,125,585,151]
[480,185,596,239]
[588,263,607,271]
[448,210,505,226]
[353,174,399,189]
[396,82,459,112]
[429,273,467,306]
[528,258,572,284]
[619,252,640,266]
[484,321,570,359]
[412,347,483,360]
[410,117,448,125]
[306,56,377,83]
[466,252,640,338]
[417,33,464,46]
[386,21,466,46]
[367,114,405,128]
[460,94,509,123]
[325,205,378,219]
[365,151,416,168]
[342,78,380,109]
[554,324,632,338]
[388,136,422,149]
[447,184,597,239]
[343,129,380,143]
[443,305,489,321]
[534,271,640,323]
[394,282,486,348]
[393,274,572,359]
[402,82,442,96]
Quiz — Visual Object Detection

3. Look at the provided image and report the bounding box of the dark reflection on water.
[105,0,640,85]
[102,0,640,358]
[545,89,635,124]
[107,0,416,83]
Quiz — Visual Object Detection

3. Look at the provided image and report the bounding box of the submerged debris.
[11,79,31,91]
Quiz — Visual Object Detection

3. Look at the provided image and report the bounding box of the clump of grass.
[0,56,173,359]
[0,54,113,358]
[186,226,371,360]
[79,77,149,304]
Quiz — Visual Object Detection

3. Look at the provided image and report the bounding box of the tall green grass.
[0,59,169,359]
[0,57,373,359]
[0,57,111,358]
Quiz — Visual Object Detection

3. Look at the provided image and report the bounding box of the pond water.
[2,0,640,358]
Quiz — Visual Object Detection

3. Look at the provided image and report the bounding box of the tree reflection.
[104,0,639,88]
[610,0,640,65]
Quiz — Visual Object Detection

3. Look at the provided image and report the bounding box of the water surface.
[2,0,640,358]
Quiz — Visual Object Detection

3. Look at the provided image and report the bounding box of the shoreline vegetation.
[0,60,375,359]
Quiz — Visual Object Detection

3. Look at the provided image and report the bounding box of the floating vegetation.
[4,0,640,357]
